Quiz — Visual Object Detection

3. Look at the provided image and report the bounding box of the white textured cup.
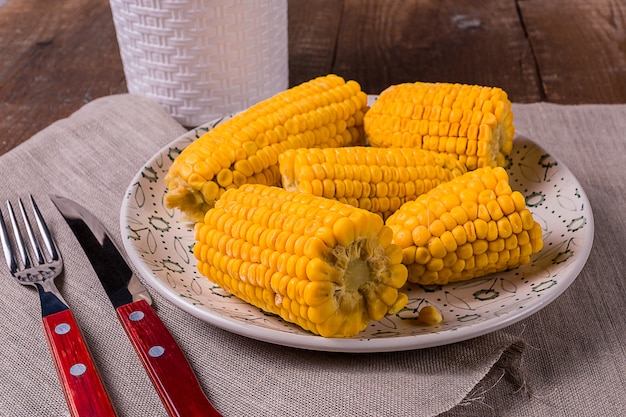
[109,0,289,126]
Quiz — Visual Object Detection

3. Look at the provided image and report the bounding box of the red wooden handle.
[42,309,118,417]
[116,300,222,417]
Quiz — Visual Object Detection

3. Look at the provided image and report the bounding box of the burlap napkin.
[0,95,623,417]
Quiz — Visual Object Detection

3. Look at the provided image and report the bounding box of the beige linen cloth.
[0,94,623,417]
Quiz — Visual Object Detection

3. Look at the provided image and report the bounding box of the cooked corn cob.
[364,82,515,170]
[193,184,409,337]
[279,147,467,219]
[385,166,543,285]
[165,74,369,222]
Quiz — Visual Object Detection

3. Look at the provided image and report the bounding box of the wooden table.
[1,0,625,156]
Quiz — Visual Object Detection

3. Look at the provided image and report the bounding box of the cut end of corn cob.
[164,74,369,222]
[385,166,543,285]
[193,184,409,338]
[278,147,467,219]
[364,82,515,170]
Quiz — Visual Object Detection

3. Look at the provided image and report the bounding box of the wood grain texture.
[0,0,126,155]
[332,0,541,100]
[1,0,625,157]
[287,0,344,86]
[519,0,626,103]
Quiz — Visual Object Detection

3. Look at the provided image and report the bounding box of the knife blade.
[50,195,222,417]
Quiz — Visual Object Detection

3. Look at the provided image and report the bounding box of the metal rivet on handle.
[70,363,87,376]
[55,323,71,335]
[149,346,165,357]
[129,311,144,321]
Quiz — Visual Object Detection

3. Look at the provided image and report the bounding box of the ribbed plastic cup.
[109,0,289,127]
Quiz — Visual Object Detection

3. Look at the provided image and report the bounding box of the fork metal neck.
[35,282,69,316]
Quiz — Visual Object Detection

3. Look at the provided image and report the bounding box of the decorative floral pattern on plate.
[120,115,593,352]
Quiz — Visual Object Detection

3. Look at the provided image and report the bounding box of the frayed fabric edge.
[438,339,530,416]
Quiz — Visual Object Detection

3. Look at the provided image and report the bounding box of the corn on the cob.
[193,184,408,337]
[385,166,543,285]
[165,74,369,222]
[364,82,515,170]
[279,147,467,219]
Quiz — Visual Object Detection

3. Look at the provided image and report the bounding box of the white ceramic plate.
[120,117,593,353]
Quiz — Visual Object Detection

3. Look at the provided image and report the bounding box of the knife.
[50,195,222,417]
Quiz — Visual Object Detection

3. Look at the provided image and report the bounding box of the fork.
[0,195,117,417]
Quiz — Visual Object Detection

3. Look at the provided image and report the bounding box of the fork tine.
[29,195,60,262]
[7,200,32,269]
[18,197,46,266]
[0,206,18,273]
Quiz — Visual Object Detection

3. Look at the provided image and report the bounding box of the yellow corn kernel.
[386,166,543,285]
[303,281,335,307]
[165,74,369,222]
[194,184,408,338]
[364,81,515,170]
[279,146,466,219]
[418,305,443,326]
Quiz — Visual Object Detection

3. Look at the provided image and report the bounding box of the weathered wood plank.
[518,0,626,103]
[0,0,126,155]
[2,0,626,157]
[332,0,541,101]
[287,0,344,86]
